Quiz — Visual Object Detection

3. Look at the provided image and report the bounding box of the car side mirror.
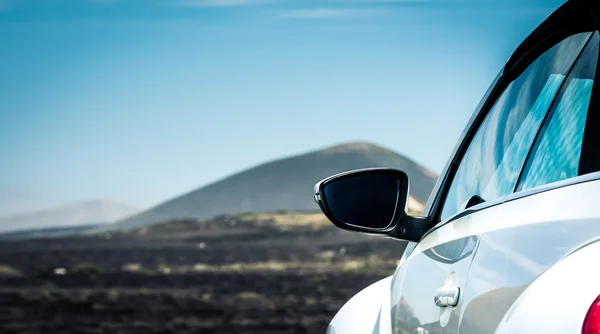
[314,168,430,242]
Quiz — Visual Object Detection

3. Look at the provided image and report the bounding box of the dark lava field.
[0,213,407,333]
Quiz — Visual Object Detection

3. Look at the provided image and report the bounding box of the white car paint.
[326,276,393,334]
[495,240,600,333]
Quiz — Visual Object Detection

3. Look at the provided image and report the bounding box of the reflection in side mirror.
[314,168,430,242]
[314,168,408,231]
[322,171,402,229]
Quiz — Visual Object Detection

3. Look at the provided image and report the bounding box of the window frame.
[421,23,600,239]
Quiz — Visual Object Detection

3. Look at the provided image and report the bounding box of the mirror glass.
[323,173,400,229]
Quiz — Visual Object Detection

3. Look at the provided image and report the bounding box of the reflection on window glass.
[440,32,592,222]
[480,74,564,198]
[517,33,599,191]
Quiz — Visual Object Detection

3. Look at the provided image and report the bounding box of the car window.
[439,32,592,222]
[517,32,600,191]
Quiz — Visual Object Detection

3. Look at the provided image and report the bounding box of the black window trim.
[420,18,600,241]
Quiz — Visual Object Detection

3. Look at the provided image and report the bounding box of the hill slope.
[0,200,138,233]
[109,142,438,231]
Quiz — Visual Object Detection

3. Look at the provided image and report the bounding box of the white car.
[314,0,600,333]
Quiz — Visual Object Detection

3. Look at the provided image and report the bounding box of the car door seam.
[456,233,484,331]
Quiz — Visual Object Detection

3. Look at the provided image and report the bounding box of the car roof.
[505,0,600,79]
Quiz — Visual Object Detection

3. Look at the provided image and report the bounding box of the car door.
[460,30,600,333]
[389,30,595,334]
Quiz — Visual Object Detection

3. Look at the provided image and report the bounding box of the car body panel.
[326,276,393,334]
[460,178,600,333]
[325,179,600,333]
[389,205,507,334]
[495,240,600,333]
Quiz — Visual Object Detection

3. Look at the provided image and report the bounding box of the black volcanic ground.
[0,213,407,333]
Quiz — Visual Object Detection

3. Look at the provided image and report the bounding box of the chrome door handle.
[434,286,460,307]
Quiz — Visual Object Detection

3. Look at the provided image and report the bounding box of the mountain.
[0,200,138,233]
[108,142,438,231]
[0,223,106,240]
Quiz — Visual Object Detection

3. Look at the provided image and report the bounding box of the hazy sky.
[0,0,565,213]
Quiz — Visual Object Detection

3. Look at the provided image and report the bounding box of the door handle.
[434,286,460,307]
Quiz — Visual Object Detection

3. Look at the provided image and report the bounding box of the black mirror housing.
[314,168,430,242]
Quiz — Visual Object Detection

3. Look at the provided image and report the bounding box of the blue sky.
[0,0,565,214]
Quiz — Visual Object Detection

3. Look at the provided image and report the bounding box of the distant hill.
[107,142,438,231]
[0,200,138,233]
[0,223,106,240]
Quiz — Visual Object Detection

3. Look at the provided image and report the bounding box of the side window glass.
[517,32,599,191]
[440,32,592,222]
